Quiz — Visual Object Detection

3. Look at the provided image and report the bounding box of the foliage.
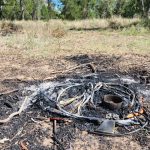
[41,5,49,20]
[140,19,150,29]
[0,0,57,20]
[2,0,20,20]
[60,0,82,20]
[0,0,150,20]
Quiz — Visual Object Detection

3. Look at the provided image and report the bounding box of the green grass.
[128,38,150,53]
[121,25,150,36]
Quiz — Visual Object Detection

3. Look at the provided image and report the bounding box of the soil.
[0,53,150,150]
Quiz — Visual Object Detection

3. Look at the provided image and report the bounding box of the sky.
[52,0,62,8]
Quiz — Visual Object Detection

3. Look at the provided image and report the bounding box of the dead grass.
[0,17,140,35]
[0,18,150,85]
[0,26,149,58]
[0,19,150,150]
[0,18,148,58]
[0,21,22,36]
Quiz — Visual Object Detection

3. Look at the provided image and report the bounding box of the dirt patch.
[0,53,150,150]
[72,131,102,150]
[106,137,142,150]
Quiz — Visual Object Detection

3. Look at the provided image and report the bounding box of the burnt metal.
[97,120,116,134]
[22,73,150,136]
[102,95,123,110]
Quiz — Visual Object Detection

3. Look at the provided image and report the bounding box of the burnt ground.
[0,53,150,150]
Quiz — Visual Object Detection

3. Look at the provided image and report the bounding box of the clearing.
[0,20,150,150]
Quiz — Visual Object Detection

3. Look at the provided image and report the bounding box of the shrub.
[0,21,23,36]
[122,25,148,36]
[108,20,122,29]
[51,26,66,51]
[51,26,66,39]
[140,19,150,30]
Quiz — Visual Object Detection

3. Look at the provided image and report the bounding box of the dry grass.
[66,17,140,30]
[0,18,149,58]
[0,17,140,34]
[0,18,150,150]
[0,21,23,36]
[0,18,150,83]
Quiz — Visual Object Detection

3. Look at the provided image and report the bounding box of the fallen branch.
[0,97,28,124]
[0,78,31,83]
[43,62,95,81]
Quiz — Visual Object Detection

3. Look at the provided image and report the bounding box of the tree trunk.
[31,0,36,20]
[82,0,88,19]
[0,5,2,19]
[141,0,150,18]
[20,0,24,20]
[37,0,41,20]
[0,0,4,19]
[47,0,52,19]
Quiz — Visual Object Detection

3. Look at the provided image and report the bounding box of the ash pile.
[25,73,150,136]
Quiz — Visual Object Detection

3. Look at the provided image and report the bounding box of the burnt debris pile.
[27,73,150,136]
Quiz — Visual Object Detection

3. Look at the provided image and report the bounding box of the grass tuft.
[0,18,149,60]
[0,21,23,36]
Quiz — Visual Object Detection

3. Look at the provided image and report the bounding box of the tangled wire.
[31,75,150,136]
[0,73,149,136]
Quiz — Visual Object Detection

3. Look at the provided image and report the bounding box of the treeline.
[0,0,150,20]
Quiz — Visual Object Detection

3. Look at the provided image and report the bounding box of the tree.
[2,0,20,20]
[47,0,57,19]
[95,0,113,18]
[141,0,150,18]
[121,0,138,17]
[79,0,97,19]
[19,0,24,19]
[60,0,82,20]
[41,4,49,20]
[23,0,45,20]
[0,0,5,19]
[0,0,149,20]
[118,0,150,18]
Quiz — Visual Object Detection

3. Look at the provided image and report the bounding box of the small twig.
[0,97,28,124]
[0,89,18,97]
[11,127,24,141]
[31,118,42,124]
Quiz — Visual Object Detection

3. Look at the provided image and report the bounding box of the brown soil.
[0,41,150,150]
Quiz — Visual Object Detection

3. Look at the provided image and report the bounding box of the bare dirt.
[0,51,150,150]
